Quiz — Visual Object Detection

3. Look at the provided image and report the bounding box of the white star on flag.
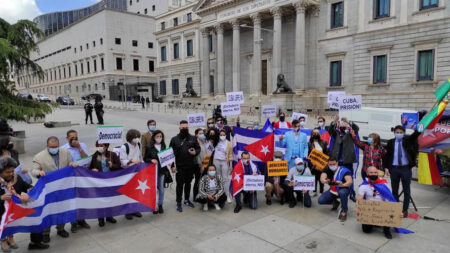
[136,179,150,194]
[6,214,14,223]
[260,145,270,156]
[423,129,436,138]
[234,173,241,183]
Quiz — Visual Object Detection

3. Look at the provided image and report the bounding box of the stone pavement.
[7,108,450,253]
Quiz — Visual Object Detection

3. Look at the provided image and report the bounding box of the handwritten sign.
[294,175,315,191]
[202,154,211,170]
[307,148,329,171]
[243,175,265,191]
[357,200,402,227]
[339,95,362,111]
[327,91,345,104]
[158,148,175,168]
[267,161,288,176]
[261,105,277,118]
[221,102,241,116]
[292,112,308,122]
[226,91,244,104]
[97,126,123,144]
[187,113,206,127]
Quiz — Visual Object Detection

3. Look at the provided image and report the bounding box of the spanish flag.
[417,152,443,185]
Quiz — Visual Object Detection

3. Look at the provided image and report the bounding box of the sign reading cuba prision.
[339,95,362,111]
[97,126,124,144]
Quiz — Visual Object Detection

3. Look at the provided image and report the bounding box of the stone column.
[294,1,306,91]
[216,24,225,94]
[201,28,210,96]
[231,19,240,92]
[250,13,261,95]
[271,7,282,93]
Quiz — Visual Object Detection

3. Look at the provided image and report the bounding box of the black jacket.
[143,143,169,176]
[0,176,32,216]
[94,102,103,112]
[84,103,93,113]
[89,151,122,171]
[308,139,329,156]
[169,133,200,168]
[383,131,420,169]
[328,121,359,164]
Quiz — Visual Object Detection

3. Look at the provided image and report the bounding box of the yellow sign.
[357,200,402,227]
[267,161,289,177]
[202,154,211,170]
[307,148,329,171]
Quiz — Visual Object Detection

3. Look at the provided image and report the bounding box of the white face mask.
[220,136,226,141]
[300,121,306,126]
[155,137,162,144]
[132,138,140,144]
[96,147,104,153]
[318,122,324,127]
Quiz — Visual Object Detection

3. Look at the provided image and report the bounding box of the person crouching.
[196,165,227,211]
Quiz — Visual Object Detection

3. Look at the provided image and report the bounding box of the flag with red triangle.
[0,199,35,237]
[243,133,274,163]
[117,164,157,210]
[230,161,245,198]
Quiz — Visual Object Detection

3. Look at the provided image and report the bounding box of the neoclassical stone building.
[179,0,450,110]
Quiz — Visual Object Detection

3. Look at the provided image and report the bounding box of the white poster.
[338,95,362,111]
[158,148,175,168]
[292,112,308,122]
[243,175,265,191]
[97,126,124,144]
[187,113,206,127]
[226,91,245,104]
[221,102,241,116]
[261,105,277,118]
[294,175,315,191]
[327,91,346,104]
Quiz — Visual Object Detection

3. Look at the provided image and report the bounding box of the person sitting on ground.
[264,151,285,206]
[281,158,312,208]
[233,152,261,213]
[196,165,227,211]
[318,157,353,222]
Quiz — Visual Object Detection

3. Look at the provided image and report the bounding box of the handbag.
[163,167,173,188]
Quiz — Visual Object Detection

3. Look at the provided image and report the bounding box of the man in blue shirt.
[279,120,308,169]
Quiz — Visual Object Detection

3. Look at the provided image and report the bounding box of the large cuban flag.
[0,163,156,238]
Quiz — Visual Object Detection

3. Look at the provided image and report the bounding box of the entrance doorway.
[262,59,268,95]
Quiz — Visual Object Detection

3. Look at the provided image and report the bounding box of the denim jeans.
[318,188,350,211]
[158,174,165,206]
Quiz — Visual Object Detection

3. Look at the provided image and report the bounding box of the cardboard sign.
[327,91,345,104]
[221,102,241,116]
[267,161,289,176]
[292,112,308,122]
[202,154,211,170]
[226,91,244,104]
[97,126,124,144]
[294,175,315,191]
[243,175,265,191]
[307,148,329,171]
[338,95,362,111]
[357,199,402,227]
[261,105,277,118]
[76,156,92,168]
[187,113,206,127]
[157,147,175,168]
[401,113,419,130]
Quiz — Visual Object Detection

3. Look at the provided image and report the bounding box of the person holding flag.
[232,152,261,213]
[279,120,308,169]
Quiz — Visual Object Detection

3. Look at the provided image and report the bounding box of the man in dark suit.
[383,125,420,217]
[315,116,329,131]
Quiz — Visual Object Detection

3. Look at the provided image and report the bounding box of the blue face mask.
[149,125,156,132]
[208,171,216,177]
[253,126,259,130]
[395,133,404,140]
[329,165,338,172]
[296,165,304,171]
[367,137,373,145]
[48,148,59,155]
[198,134,206,140]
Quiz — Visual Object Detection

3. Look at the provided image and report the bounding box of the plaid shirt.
[354,139,387,172]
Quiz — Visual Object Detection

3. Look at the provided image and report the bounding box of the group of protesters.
[0,110,420,251]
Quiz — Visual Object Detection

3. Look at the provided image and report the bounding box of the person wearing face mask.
[205,128,218,155]
[89,141,121,227]
[233,152,261,213]
[141,120,157,157]
[213,130,234,203]
[315,116,329,131]
[298,117,309,130]
[193,128,207,202]
[356,166,396,239]
[197,165,227,211]
[274,112,292,129]
[170,120,201,212]
[318,157,353,222]
[215,116,232,141]
[31,136,75,242]
[329,115,359,201]
[206,118,216,132]
[264,151,286,206]
[351,131,386,180]
[119,129,143,220]
[281,158,312,208]
[383,125,420,218]
[308,129,329,196]
[0,135,31,185]
[279,120,308,169]
[144,130,171,215]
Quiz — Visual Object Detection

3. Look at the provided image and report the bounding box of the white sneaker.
[227,195,232,203]
[202,204,208,212]
[214,204,221,210]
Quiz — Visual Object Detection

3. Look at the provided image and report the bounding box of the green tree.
[0,18,53,121]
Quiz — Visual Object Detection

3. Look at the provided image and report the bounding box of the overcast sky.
[0,0,100,24]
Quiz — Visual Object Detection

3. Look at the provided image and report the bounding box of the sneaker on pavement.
[202,204,208,212]
[338,210,347,222]
[214,204,221,210]
[184,200,195,208]
[176,203,183,212]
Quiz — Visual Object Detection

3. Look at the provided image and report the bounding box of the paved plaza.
[8,106,450,253]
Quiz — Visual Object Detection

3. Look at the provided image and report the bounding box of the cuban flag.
[261,118,273,133]
[0,163,156,238]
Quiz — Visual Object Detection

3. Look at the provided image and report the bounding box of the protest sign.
[226,91,244,104]
[261,105,277,118]
[267,161,289,176]
[76,156,93,168]
[158,148,175,168]
[243,175,265,191]
[327,91,345,104]
[329,95,343,109]
[357,199,402,227]
[202,154,211,170]
[221,102,241,116]
[338,95,362,111]
[187,113,206,127]
[97,126,124,144]
[307,148,329,171]
[401,113,419,130]
[292,112,308,122]
[294,175,315,191]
